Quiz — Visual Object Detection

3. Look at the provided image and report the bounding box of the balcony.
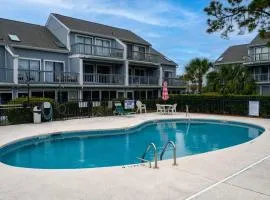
[164,78,186,87]
[18,70,79,84]
[0,68,13,83]
[129,76,159,85]
[84,73,124,85]
[71,43,124,59]
[128,51,159,63]
[254,73,270,82]
[246,53,270,63]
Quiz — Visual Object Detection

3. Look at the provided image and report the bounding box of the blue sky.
[0,0,257,74]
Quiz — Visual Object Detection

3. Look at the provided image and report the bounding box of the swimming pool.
[0,119,264,169]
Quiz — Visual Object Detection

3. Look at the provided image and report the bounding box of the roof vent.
[8,34,20,42]
[217,57,223,62]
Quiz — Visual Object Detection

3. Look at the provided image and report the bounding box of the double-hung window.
[255,47,269,61]
[18,59,40,83]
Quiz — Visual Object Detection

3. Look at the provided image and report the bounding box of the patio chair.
[113,102,131,116]
[136,100,146,113]
[156,104,165,114]
[169,104,177,114]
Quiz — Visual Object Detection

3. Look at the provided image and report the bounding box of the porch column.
[13,57,18,84]
[159,65,163,86]
[78,89,83,101]
[79,59,83,86]
[124,60,129,86]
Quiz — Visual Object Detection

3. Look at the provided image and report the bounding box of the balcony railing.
[247,53,270,63]
[254,73,270,82]
[128,51,159,63]
[129,76,159,85]
[0,68,13,83]
[18,70,79,84]
[164,78,186,87]
[84,73,124,85]
[71,43,124,59]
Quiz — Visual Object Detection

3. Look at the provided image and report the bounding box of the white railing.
[247,53,270,62]
[72,43,124,59]
[18,70,79,84]
[129,76,159,85]
[84,73,124,85]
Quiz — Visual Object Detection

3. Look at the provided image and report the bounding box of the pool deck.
[0,113,269,200]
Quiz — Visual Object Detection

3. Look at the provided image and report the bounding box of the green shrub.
[6,97,54,124]
[143,94,270,118]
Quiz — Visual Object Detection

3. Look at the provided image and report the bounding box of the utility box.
[33,106,41,124]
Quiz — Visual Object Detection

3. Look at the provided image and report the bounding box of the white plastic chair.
[136,100,146,113]
[169,104,177,114]
[156,104,165,114]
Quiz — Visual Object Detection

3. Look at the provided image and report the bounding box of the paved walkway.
[0,113,269,200]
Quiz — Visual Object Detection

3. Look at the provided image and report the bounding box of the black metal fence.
[0,100,118,126]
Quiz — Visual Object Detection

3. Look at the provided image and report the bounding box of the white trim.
[46,14,71,51]
[10,44,69,54]
[5,45,18,57]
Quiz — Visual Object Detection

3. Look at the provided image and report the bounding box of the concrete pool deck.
[0,113,269,200]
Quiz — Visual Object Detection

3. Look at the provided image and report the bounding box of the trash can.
[33,106,41,124]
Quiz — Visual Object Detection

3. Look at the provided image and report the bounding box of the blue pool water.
[0,119,264,169]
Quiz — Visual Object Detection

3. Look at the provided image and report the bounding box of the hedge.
[141,94,270,118]
[6,97,54,124]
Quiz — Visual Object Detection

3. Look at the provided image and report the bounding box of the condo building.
[0,14,186,104]
[215,32,270,96]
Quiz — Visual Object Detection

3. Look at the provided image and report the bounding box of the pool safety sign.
[124,100,135,109]
[249,101,260,116]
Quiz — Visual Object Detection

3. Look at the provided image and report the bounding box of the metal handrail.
[141,142,158,168]
[160,141,177,166]
[186,105,190,120]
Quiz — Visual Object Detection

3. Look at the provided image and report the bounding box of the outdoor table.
[159,104,173,114]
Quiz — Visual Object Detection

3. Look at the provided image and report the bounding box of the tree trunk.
[198,76,203,93]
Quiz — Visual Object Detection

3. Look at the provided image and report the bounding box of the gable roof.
[215,44,248,65]
[250,32,270,46]
[0,18,68,53]
[52,13,151,46]
[150,47,177,66]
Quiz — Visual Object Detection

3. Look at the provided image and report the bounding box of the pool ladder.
[137,141,177,169]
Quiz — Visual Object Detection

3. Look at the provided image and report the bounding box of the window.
[18,59,40,82]
[255,47,269,61]
[8,34,20,42]
[134,68,145,76]
[76,35,92,54]
[44,61,64,83]
[134,45,146,60]
[96,38,111,56]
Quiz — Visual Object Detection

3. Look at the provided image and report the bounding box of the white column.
[159,65,163,86]
[78,89,83,100]
[79,59,83,85]
[13,57,18,84]
[124,60,129,86]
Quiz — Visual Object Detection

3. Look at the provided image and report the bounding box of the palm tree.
[185,58,212,93]
[206,64,256,95]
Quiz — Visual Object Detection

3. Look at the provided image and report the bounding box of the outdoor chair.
[113,102,131,116]
[136,100,146,113]
[169,104,177,114]
[156,104,165,114]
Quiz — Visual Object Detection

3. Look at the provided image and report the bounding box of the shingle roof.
[215,44,248,65]
[0,18,68,52]
[52,13,151,46]
[250,32,270,46]
[150,47,177,66]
